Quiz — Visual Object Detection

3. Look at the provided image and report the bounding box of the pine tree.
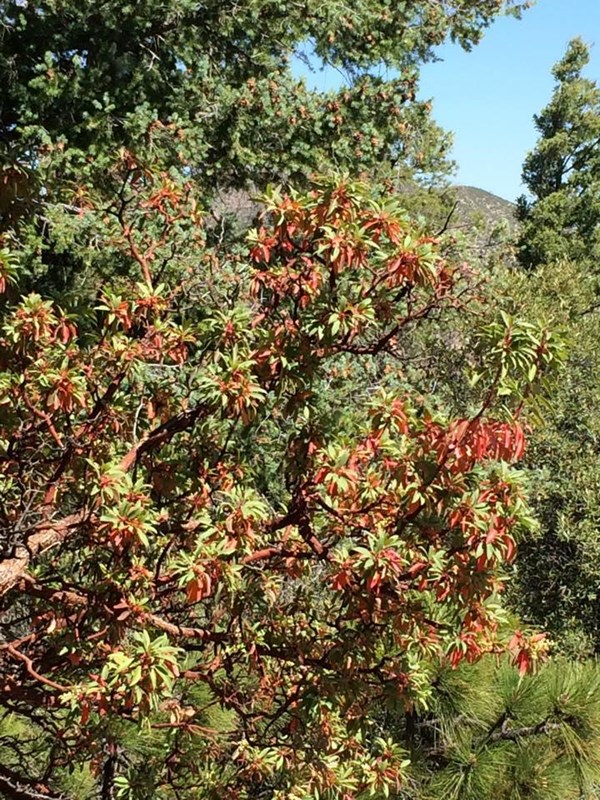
[0,0,531,230]
[500,255,600,658]
[517,38,600,269]
[508,40,600,658]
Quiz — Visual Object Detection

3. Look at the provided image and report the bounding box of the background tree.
[506,40,600,658]
[496,256,600,658]
[517,38,600,270]
[0,0,531,232]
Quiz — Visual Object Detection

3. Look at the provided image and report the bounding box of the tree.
[0,0,530,229]
[0,171,566,799]
[494,256,600,657]
[509,42,600,654]
[404,656,600,800]
[4,2,595,797]
[517,38,600,269]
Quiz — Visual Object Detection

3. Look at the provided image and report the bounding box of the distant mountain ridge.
[443,185,519,264]
[452,185,517,224]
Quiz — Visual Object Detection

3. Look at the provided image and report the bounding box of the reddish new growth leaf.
[508,630,550,676]
[0,176,560,798]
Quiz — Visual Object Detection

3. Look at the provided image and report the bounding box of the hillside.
[212,184,518,232]
[453,185,517,227]
[444,184,519,263]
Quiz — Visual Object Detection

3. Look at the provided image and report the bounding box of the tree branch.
[0,511,88,597]
[0,764,67,800]
[485,718,564,744]
[120,403,209,471]
[0,403,212,598]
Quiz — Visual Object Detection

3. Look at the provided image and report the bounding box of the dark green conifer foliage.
[0,0,530,226]
[500,259,600,658]
[517,38,600,269]
[509,40,600,657]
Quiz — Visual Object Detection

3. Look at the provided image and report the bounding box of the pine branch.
[484,718,565,744]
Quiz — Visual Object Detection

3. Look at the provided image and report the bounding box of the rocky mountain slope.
[446,185,519,264]
[453,185,517,226]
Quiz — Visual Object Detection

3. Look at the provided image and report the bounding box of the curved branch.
[0,403,212,598]
[0,764,67,800]
[0,511,87,597]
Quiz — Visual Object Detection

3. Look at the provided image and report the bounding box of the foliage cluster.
[4,3,600,800]
[517,38,600,270]
[0,167,565,798]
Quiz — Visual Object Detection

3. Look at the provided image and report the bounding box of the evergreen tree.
[498,257,600,658]
[0,0,530,228]
[517,38,600,269]
[509,40,600,658]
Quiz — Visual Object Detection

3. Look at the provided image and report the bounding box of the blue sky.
[419,0,600,200]
[292,0,600,201]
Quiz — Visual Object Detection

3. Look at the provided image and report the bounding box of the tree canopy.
[517,37,600,269]
[0,0,531,229]
[0,165,568,800]
[5,2,600,800]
